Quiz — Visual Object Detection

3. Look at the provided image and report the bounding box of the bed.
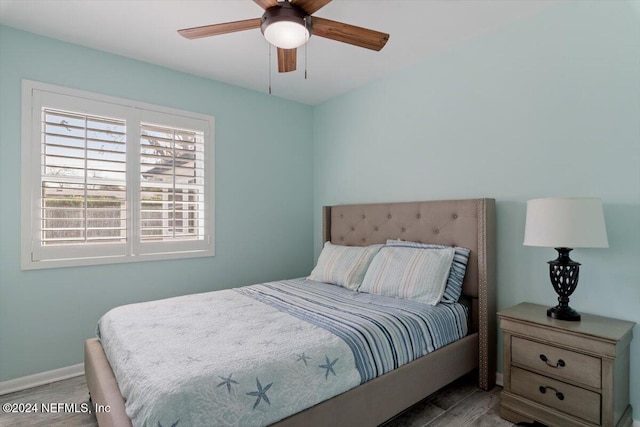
[85,198,496,427]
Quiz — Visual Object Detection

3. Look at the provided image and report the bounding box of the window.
[21,80,214,269]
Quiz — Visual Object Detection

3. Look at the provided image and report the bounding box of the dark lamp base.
[547,305,581,321]
[546,247,582,322]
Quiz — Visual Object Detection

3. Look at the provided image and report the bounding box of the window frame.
[21,80,215,270]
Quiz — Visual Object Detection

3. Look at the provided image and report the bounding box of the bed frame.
[85,198,496,427]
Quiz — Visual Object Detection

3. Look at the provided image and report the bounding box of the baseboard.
[0,363,84,395]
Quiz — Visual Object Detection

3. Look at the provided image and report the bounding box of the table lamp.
[523,197,608,321]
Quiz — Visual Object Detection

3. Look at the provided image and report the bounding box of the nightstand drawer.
[512,336,601,388]
[511,367,601,425]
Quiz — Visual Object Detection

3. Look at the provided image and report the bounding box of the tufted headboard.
[322,198,496,389]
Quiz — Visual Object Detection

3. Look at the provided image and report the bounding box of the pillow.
[308,242,383,290]
[386,240,470,303]
[359,245,455,305]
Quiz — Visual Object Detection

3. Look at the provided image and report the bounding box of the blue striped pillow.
[385,240,470,303]
[308,242,383,290]
[359,246,455,304]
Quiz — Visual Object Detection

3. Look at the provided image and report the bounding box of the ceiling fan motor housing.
[261,1,312,47]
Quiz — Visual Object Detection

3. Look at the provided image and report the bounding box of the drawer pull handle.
[539,354,565,368]
[539,385,565,401]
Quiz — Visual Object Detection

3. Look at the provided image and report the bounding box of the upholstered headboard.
[322,198,496,389]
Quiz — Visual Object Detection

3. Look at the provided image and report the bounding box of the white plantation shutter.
[41,109,127,246]
[135,110,211,255]
[22,81,214,269]
[139,123,205,242]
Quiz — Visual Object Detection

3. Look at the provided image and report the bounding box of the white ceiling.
[0,0,559,105]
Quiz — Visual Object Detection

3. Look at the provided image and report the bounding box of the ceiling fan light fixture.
[264,21,309,49]
[261,3,311,49]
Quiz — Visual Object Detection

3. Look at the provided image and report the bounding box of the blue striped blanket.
[236,279,468,383]
[98,278,467,427]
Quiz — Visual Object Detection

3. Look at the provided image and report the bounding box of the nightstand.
[499,302,635,427]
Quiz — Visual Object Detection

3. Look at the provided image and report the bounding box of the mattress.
[97,278,468,427]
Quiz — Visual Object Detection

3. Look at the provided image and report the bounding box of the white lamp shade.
[263,21,309,49]
[523,197,609,248]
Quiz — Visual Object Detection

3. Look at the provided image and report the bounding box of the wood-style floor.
[0,373,519,426]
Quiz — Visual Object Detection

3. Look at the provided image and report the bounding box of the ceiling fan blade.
[311,17,389,51]
[178,18,262,40]
[277,48,297,73]
[291,0,332,15]
[254,0,280,9]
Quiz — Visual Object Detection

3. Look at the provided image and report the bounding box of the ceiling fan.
[178,0,390,73]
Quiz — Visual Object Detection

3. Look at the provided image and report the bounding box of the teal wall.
[0,26,314,381]
[2,0,639,418]
[313,0,640,415]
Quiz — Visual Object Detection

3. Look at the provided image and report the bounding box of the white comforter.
[97,279,467,427]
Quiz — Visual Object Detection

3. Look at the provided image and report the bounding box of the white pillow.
[359,246,455,305]
[308,242,382,290]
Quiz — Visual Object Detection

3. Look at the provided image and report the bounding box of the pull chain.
[268,43,272,95]
[304,17,309,80]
